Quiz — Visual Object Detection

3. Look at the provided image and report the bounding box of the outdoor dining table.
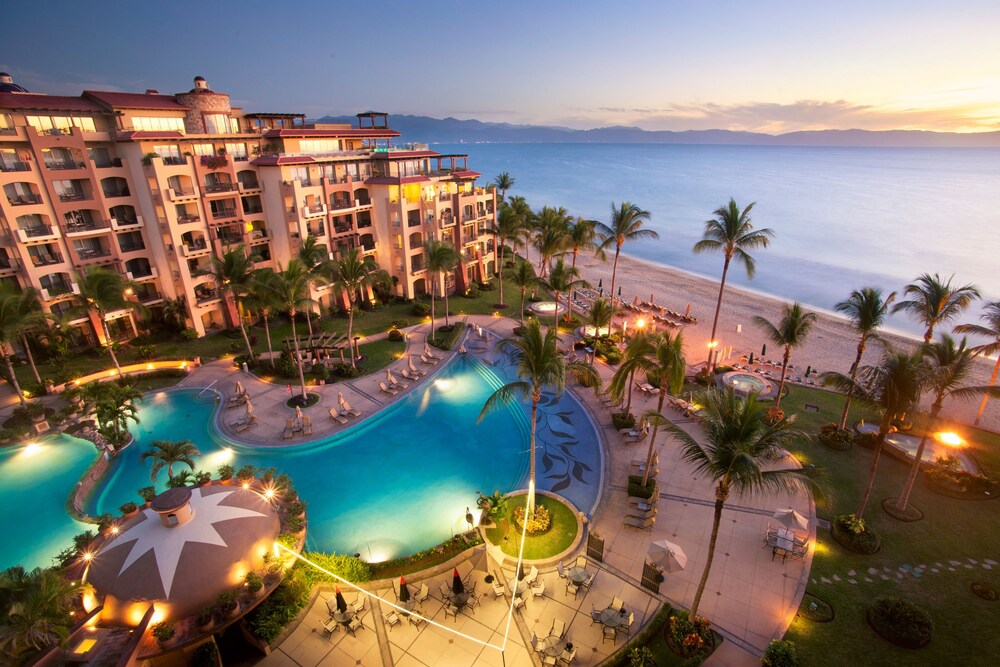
[449,591,473,607]
[599,607,627,628]
[537,635,566,656]
[331,610,354,625]
[400,599,418,615]
[508,579,528,596]
[567,566,589,584]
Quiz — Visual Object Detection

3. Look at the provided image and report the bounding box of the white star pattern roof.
[99,488,266,597]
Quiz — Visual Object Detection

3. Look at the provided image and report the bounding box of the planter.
[156,636,176,649]
[123,509,139,519]
[219,478,233,486]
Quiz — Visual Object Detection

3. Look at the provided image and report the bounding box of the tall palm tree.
[892,273,980,343]
[594,201,657,311]
[423,240,460,341]
[896,335,1000,511]
[74,267,145,375]
[654,388,815,617]
[297,235,330,337]
[324,248,390,367]
[82,381,141,448]
[954,301,1000,425]
[541,258,589,336]
[752,303,818,413]
[510,260,539,328]
[492,172,515,205]
[533,206,571,277]
[507,196,534,265]
[565,216,602,312]
[610,331,652,418]
[822,350,925,518]
[270,260,315,400]
[488,205,525,307]
[588,297,613,335]
[0,285,45,406]
[142,439,200,482]
[199,245,256,358]
[0,566,86,657]
[693,199,773,369]
[834,287,896,429]
[245,269,280,368]
[478,319,600,511]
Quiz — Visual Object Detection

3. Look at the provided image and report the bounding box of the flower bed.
[831,514,881,554]
[797,592,835,622]
[867,597,933,649]
[664,610,718,661]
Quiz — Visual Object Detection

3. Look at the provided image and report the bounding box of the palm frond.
[478,381,532,423]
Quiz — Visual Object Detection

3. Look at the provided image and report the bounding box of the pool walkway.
[178,314,813,666]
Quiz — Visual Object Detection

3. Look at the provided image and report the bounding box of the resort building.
[0,73,496,346]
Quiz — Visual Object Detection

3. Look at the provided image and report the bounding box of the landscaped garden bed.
[484,494,578,560]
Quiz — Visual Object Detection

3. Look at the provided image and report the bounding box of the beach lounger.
[420,353,439,365]
[282,418,294,440]
[328,407,348,424]
[624,515,656,530]
[406,358,426,377]
[389,376,408,390]
[379,381,398,396]
[234,415,256,433]
[401,369,420,381]
[302,415,312,436]
[424,346,440,360]
[339,401,361,417]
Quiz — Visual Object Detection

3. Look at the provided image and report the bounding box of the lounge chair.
[424,346,440,360]
[234,415,256,433]
[627,506,657,520]
[282,418,294,440]
[302,415,312,436]
[328,407,348,424]
[401,369,420,381]
[628,498,656,512]
[339,400,361,417]
[624,515,655,530]
[419,353,439,365]
[388,375,408,390]
[407,358,426,377]
[379,381,398,396]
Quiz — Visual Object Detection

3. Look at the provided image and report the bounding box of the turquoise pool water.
[0,435,95,570]
[1,352,604,570]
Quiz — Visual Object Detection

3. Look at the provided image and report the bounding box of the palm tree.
[610,332,652,418]
[834,288,896,429]
[0,285,45,406]
[594,201,657,311]
[752,303,818,413]
[0,566,86,657]
[895,335,1000,511]
[423,240,460,341]
[488,205,524,307]
[533,206,571,277]
[142,439,201,482]
[271,260,315,400]
[478,319,600,511]
[693,199,773,369]
[199,245,256,357]
[324,248,390,367]
[297,235,330,337]
[82,381,141,448]
[565,216,602,311]
[507,196,534,264]
[245,269,280,368]
[541,258,589,336]
[74,267,145,374]
[892,273,980,343]
[655,388,815,617]
[510,260,539,328]
[954,301,1000,424]
[588,297,613,335]
[823,350,926,518]
[492,172,515,205]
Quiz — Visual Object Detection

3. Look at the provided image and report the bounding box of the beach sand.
[573,251,1000,432]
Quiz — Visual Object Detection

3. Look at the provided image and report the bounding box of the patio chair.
[513,595,526,613]
[559,644,578,664]
[438,583,452,600]
[328,407,348,424]
[530,632,539,652]
[282,418,294,440]
[531,579,545,598]
[552,618,566,639]
[466,593,480,611]
[575,555,588,569]
[383,611,400,630]
[566,582,579,598]
[347,613,364,636]
[611,596,624,612]
[556,562,567,578]
[628,497,656,512]
[626,506,657,520]
[415,583,430,603]
[407,613,424,627]
[321,617,340,636]
[602,625,618,644]
[492,579,506,598]
[590,605,602,625]
[302,415,313,436]
[379,381,398,396]
[581,573,594,588]
[524,565,538,585]
[352,596,366,614]
[444,604,459,621]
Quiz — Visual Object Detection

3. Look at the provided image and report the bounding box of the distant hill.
[316,114,1000,148]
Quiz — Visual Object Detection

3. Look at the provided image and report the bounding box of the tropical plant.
[73,267,146,374]
[296,235,330,337]
[594,201,657,312]
[245,268,281,368]
[323,248,390,366]
[533,206,571,277]
[423,240,460,341]
[492,171,515,205]
[833,287,896,429]
[0,566,88,658]
[510,260,539,328]
[270,260,315,399]
[479,319,601,511]
[540,257,589,335]
[693,198,773,369]
[489,205,525,306]
[588,298,613,337]
[565,215,602,306]
[507,196,534,263]
[610,332,651,418]
[752,303,818,413]
[954,300,1000,425]
[895,335,1000,511]
[0,285,46,406]
[160,296,188,333]
[142,439,201,482]
[198,245,256,357]
[80,381,141,448]
[652,388,816,616]
[822,350,926,518]
[892,273,980,343]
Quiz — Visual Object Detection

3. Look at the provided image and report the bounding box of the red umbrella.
[452,567,464,595]
[399,576,410,603]
[335,587,347,613]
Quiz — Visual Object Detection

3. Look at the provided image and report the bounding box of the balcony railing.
[181,240,209,256]
[332,221,353,234]
[103,187,131,198]
[30,252,64,267]
[126,267,157,280]
[250,230,268,242]
[65,219,110,235]
[330,198,353,210]
[238,181,260,192]
[211,208,238,220]
[118,242,145,253]
[307,224,324,236]
[176,213,201,223]
[17,226,58,241]
[0,256,19,271]
[45,161,86,171]
[162,156,187,166]
[7,193,42,206]
[243,204,263,215]
[204,182,235,193]
[137,289,162,304]
[0,161,30,172]
[93,158,123,169]
[302,204,327,218]
[58,191,88,202]
[194,289,219,305]
[110,215,143,230]
[76,247,112,261]
[167,188,199,201]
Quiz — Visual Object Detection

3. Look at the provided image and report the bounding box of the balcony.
[181,240,210,257]
[93,158,123,169]
[194,289,220,305]
[126,267,158,281]
[41,282,79,301]
[302,204,327,219]
[306,223,324,237]
[238,180,260,193]
[166,187,200,202]
[76,246,112,262]
[30,251,64,267]
[136,288,163,305]
[439,214,455,228]
[0,256,19,272]
[332,220,353,235]
[17,227,59,243]
[330,197,354,211]
[65,219,110,237]
[45,161,87,171]
[162,156,187,166]
[118,242,145,253]
[211,207,238,221]
[103,186,131,199]
[218,234,243,247]
[58,190,90,203]
[242,202,263,215]
[0,161,30,172]
[203,182,235,195]
[110,215,143,230]
[176,213,201,224]
[7,193,42,206]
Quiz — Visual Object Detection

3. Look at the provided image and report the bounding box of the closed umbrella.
[234,380,245,396]
[294,405,303,420]
[386,368,393,382]
[399,576,410,603]
[647,539,687,573]
[772,508,809,531]
[244,398,254,416]
[337,391,345,406]
[632,296,639,307]
[452,567,464,595]
[335,587,348,613]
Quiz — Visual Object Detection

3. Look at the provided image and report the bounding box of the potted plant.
[195,606,215,632]
[264,559,283,585]
[217,464,234,486]
[195,470,212,487]
[235,464,256,487]
[138,486,156,506]
[119,501,138,518]
[215,590,240,620]
[191,641,220,667]
[244,572,264,599]
[151,621,175,647]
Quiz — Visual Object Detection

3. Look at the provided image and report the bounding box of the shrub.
[628,475,657,499]
[513,504,551,533]
[465,284,480,299]
[667,610,715,658]
[832,513,881,554]
[180,328,198,341]
[214,590,239,619]
[612,412,635,430]
[310,363,326,377]
[247,570,312,644]
[245,571,263,593]
[195,470,212,485]
[411,302,431,317]
[330,362,361,379]
[762,639,798,666]
[151,621,175,642]
[133,344,156,362]
[138,486,156,503]
[235,464,256,483]
[294,552,372,586]
[191,641,219,667]
[601,348,622,365]
[628,647,655,666]
[284,515,305,533]
[868,597,933,648]
[217,464,234,481]
[196,606,214,628]
[287,500,306,517]
[818,424,853,450]
[119,501,138,515]
[390,318,410,329]
[387,328,405,342]
[854,430,879,449]
[477,280,496,291]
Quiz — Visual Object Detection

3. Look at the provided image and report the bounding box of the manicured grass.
[358,339,405,373]
[485,495,578,560]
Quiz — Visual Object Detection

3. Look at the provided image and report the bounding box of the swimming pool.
[1,352,603,570]
[855,423,980,473]
[718,371,777,398]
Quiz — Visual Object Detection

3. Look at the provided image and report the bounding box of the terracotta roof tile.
[84,90,187,111]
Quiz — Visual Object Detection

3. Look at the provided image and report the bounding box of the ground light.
[275,482,535,658]
[935,431,964,447]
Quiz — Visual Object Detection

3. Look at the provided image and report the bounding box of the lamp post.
[707,340,719,372]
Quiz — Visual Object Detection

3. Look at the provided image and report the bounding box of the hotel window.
[225,143,248,160]
[192,143,215,157]
[203,114,232,134]
[0,113,12,130]
[153,145,181,160]
[131,117,184,132]
[26,115,96,134]
[299,139,341,154]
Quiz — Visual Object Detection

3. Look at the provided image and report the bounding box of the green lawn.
[774,384,1000,666]
[485,495,579,560]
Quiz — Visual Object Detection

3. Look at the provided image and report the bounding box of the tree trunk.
[519,287,526,327]
[625,367,637,416]
[21,333,41,385]
[444,272,451,328]
[3,354,27,406]
[290,313,307,400]
[264,313,275,369]
[347,297,357,367]
[497,238,506,306]
[691,484,728,617]
[528,390,539,513]
[305,308,314,338]
[974,355,1000,425]
[568,248,579,325]
[774,346,791,409]
[101,316,122,375]
[609,246,621,314]
[237,303,254,359]
[553,292,561,342]
[896,401,942,511]
[856,422,890,518]
[838,336,867,430]
[641,389,667,487]
[706,256,731,368]
[430,279,437,343]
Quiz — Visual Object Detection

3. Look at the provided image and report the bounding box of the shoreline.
[573,250,1000,431]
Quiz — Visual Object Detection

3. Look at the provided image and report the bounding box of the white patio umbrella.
[486,543,506,568]
[772,508,809,531]
[244,398,254,415]
[234,380,244,395]
[386,368,394,382]
[294,405,303,420]
[337,391,346,406]
[647,539,687,573]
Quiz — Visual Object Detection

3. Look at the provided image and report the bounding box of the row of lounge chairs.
[282,415,312,439]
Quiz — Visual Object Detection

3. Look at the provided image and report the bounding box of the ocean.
[437,143,1000,338]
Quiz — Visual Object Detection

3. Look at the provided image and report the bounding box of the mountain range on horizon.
[317,114,1000,148]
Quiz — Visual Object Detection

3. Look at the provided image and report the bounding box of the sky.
[3,0,999,134]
